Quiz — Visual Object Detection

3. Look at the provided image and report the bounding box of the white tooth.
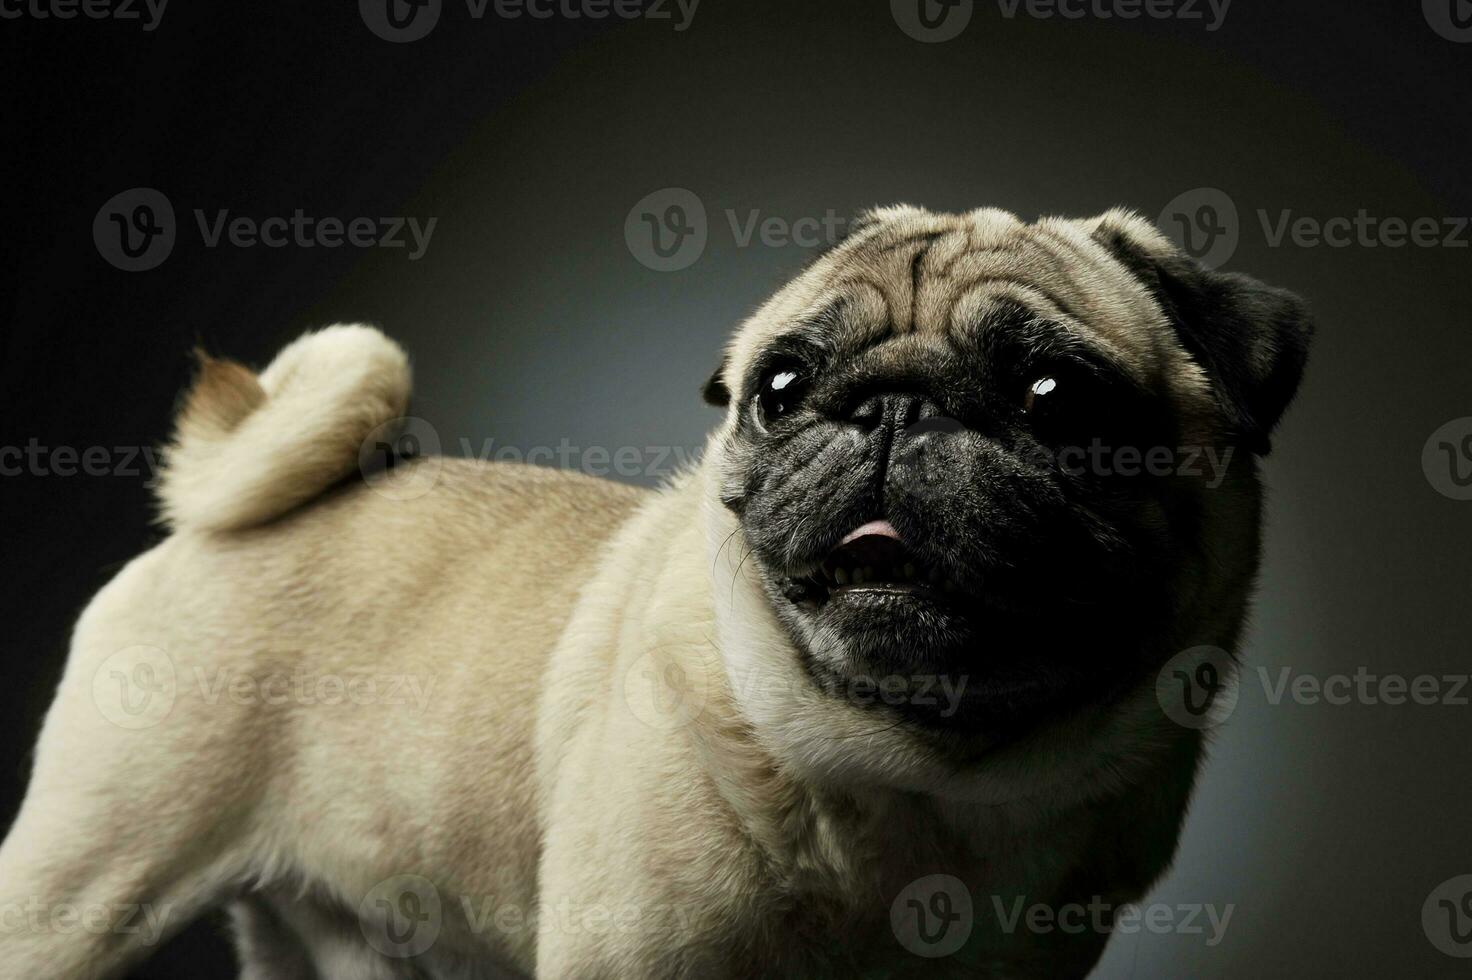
[834,567,849,586]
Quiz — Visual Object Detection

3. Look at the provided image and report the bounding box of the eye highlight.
[1020,371,1092,441]
[1023,376,1059,415]
[1019,362,1162,460]
[755,365,809,428]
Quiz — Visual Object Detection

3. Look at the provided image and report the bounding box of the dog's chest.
[709,796,1093,977]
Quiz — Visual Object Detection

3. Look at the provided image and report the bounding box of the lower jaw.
[793,595,982,673]
[787,571,1036,617]
[788,601,1128,728]
[802,653,1114,735]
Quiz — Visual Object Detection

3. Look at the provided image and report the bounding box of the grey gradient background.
[2,0,1470,976]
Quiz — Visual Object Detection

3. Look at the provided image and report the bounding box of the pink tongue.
[840,520,901,545]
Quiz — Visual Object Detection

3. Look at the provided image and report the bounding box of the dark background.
[3,0,1470,976]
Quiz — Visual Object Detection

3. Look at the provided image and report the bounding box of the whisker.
[730,542,756,602]
[712,527,742,578]
[816,716,911,741]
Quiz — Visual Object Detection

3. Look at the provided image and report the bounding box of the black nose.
[844,391,945,431]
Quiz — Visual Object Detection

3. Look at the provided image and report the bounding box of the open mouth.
[787,520,962,604]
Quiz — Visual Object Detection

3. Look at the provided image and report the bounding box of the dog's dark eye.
[1022,372,1094,443]
[756,366,808,427]
[1023,375,1061,418]
[1022,368,1155,455]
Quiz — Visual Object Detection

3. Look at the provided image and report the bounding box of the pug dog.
[0,205,1311,979]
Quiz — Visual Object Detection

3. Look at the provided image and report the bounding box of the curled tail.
[156,324,411,532]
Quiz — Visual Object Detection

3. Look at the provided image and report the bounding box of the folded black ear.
[1094,215,1314,455]
[702,359,730,407]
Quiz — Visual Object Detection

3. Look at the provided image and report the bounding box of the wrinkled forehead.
[727,207,1185,388]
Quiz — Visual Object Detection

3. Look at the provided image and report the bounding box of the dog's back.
[0,327,644,979]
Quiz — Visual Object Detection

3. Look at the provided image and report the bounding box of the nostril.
[890,396,921,429]
[846,394,886,428]
[904,415,964,437]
